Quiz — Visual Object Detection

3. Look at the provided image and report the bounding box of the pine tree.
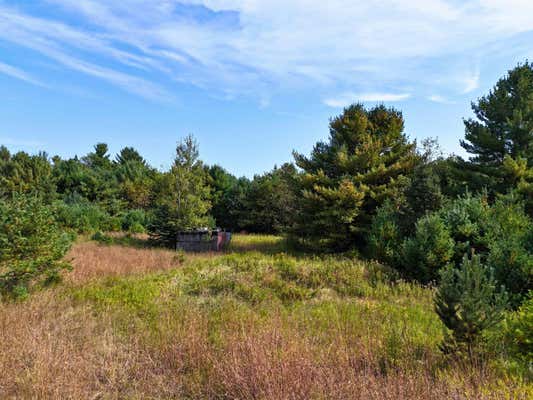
[435,254,508,359]
[149,135,212,247]
[460,62,533,202]
[293,104,418,250]
[0,194,72,299]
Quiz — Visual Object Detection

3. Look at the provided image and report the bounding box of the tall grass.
[0,234,530,399]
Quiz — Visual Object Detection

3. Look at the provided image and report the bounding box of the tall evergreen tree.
[293,104,418,250]
[149,135,212,247]
[460,62,533,208]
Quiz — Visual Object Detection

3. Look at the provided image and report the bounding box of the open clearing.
[0,234,530,399]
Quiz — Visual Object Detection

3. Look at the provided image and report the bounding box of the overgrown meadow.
[1,62,533,399]
[0,234,530,399]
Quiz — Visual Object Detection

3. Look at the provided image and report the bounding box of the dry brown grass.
[0,293,529,399]
[202,314,531,400]
[65,241,180,284]
[0,239,530,399]
[0,291,212,399]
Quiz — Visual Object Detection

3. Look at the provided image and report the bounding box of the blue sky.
[1,0,533,177]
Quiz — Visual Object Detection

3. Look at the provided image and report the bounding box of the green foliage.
[115,148,155,210]
[149,135,212,246]
[207,163,298,234]
[53,197,113,233]
[402,214,455,283]
[240,163,298,234]
[207,164,242,230]
[401,162,445,233]
[91,231,113,244]
[293,104,419,250]
[502,293,533,367]
[378,193,533,302]
[435,254,508,357]
[485,199,533,307]
[0,149,56,199]
[368,139,447,264]
[120,209,149,233]
[367,201,402,265]
[0,195,73,298]
[52,157,99,200]
[460,62,533,211]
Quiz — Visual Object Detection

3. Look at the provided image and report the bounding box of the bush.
[53,198,111,233]
[91,231,113,245]
[104,216,122,232]
[394,194,532,303]
[120,209,148,233]
[435,254,508,358]
[401,161,445,234]
[0,195,73,299]
[485,198,533,307]
[439,194,489,262]
[367,201,401,266]
[502,293,533,367]
[402,214,454,283]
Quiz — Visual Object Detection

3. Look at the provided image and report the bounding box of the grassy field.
[0,234,530,399]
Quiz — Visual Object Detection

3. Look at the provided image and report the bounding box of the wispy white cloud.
[427,94,455,104]
[462,68,481,93]
[44,49,173,101]
[324,92,411,108]
[0,61,45,87]
[0,1,532,102]
[0,4,171,100]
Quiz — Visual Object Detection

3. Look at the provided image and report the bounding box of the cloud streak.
[427,94,455,104]
[324,92,411,107]
[0,1,532,102]
[0,61,45,87]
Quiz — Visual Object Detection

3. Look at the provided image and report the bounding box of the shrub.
[402,214,454,283]
[435,254,508,358]
[401,161,445,234]
[502,293,533,367]
[367,201,401,266]
[485,198,533,307]
[103,216,122,232]
[120,209,148,233]
[91,231,113,245]
[439,194,489,261]
[53,198,111,233]
[396,194,532,302]
[0,195,73,299]
[488,238,533,308]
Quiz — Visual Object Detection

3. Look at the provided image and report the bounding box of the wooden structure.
[176,229,232,252]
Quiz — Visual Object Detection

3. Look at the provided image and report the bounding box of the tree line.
[1,62,532,368]
[0,139,297,236]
